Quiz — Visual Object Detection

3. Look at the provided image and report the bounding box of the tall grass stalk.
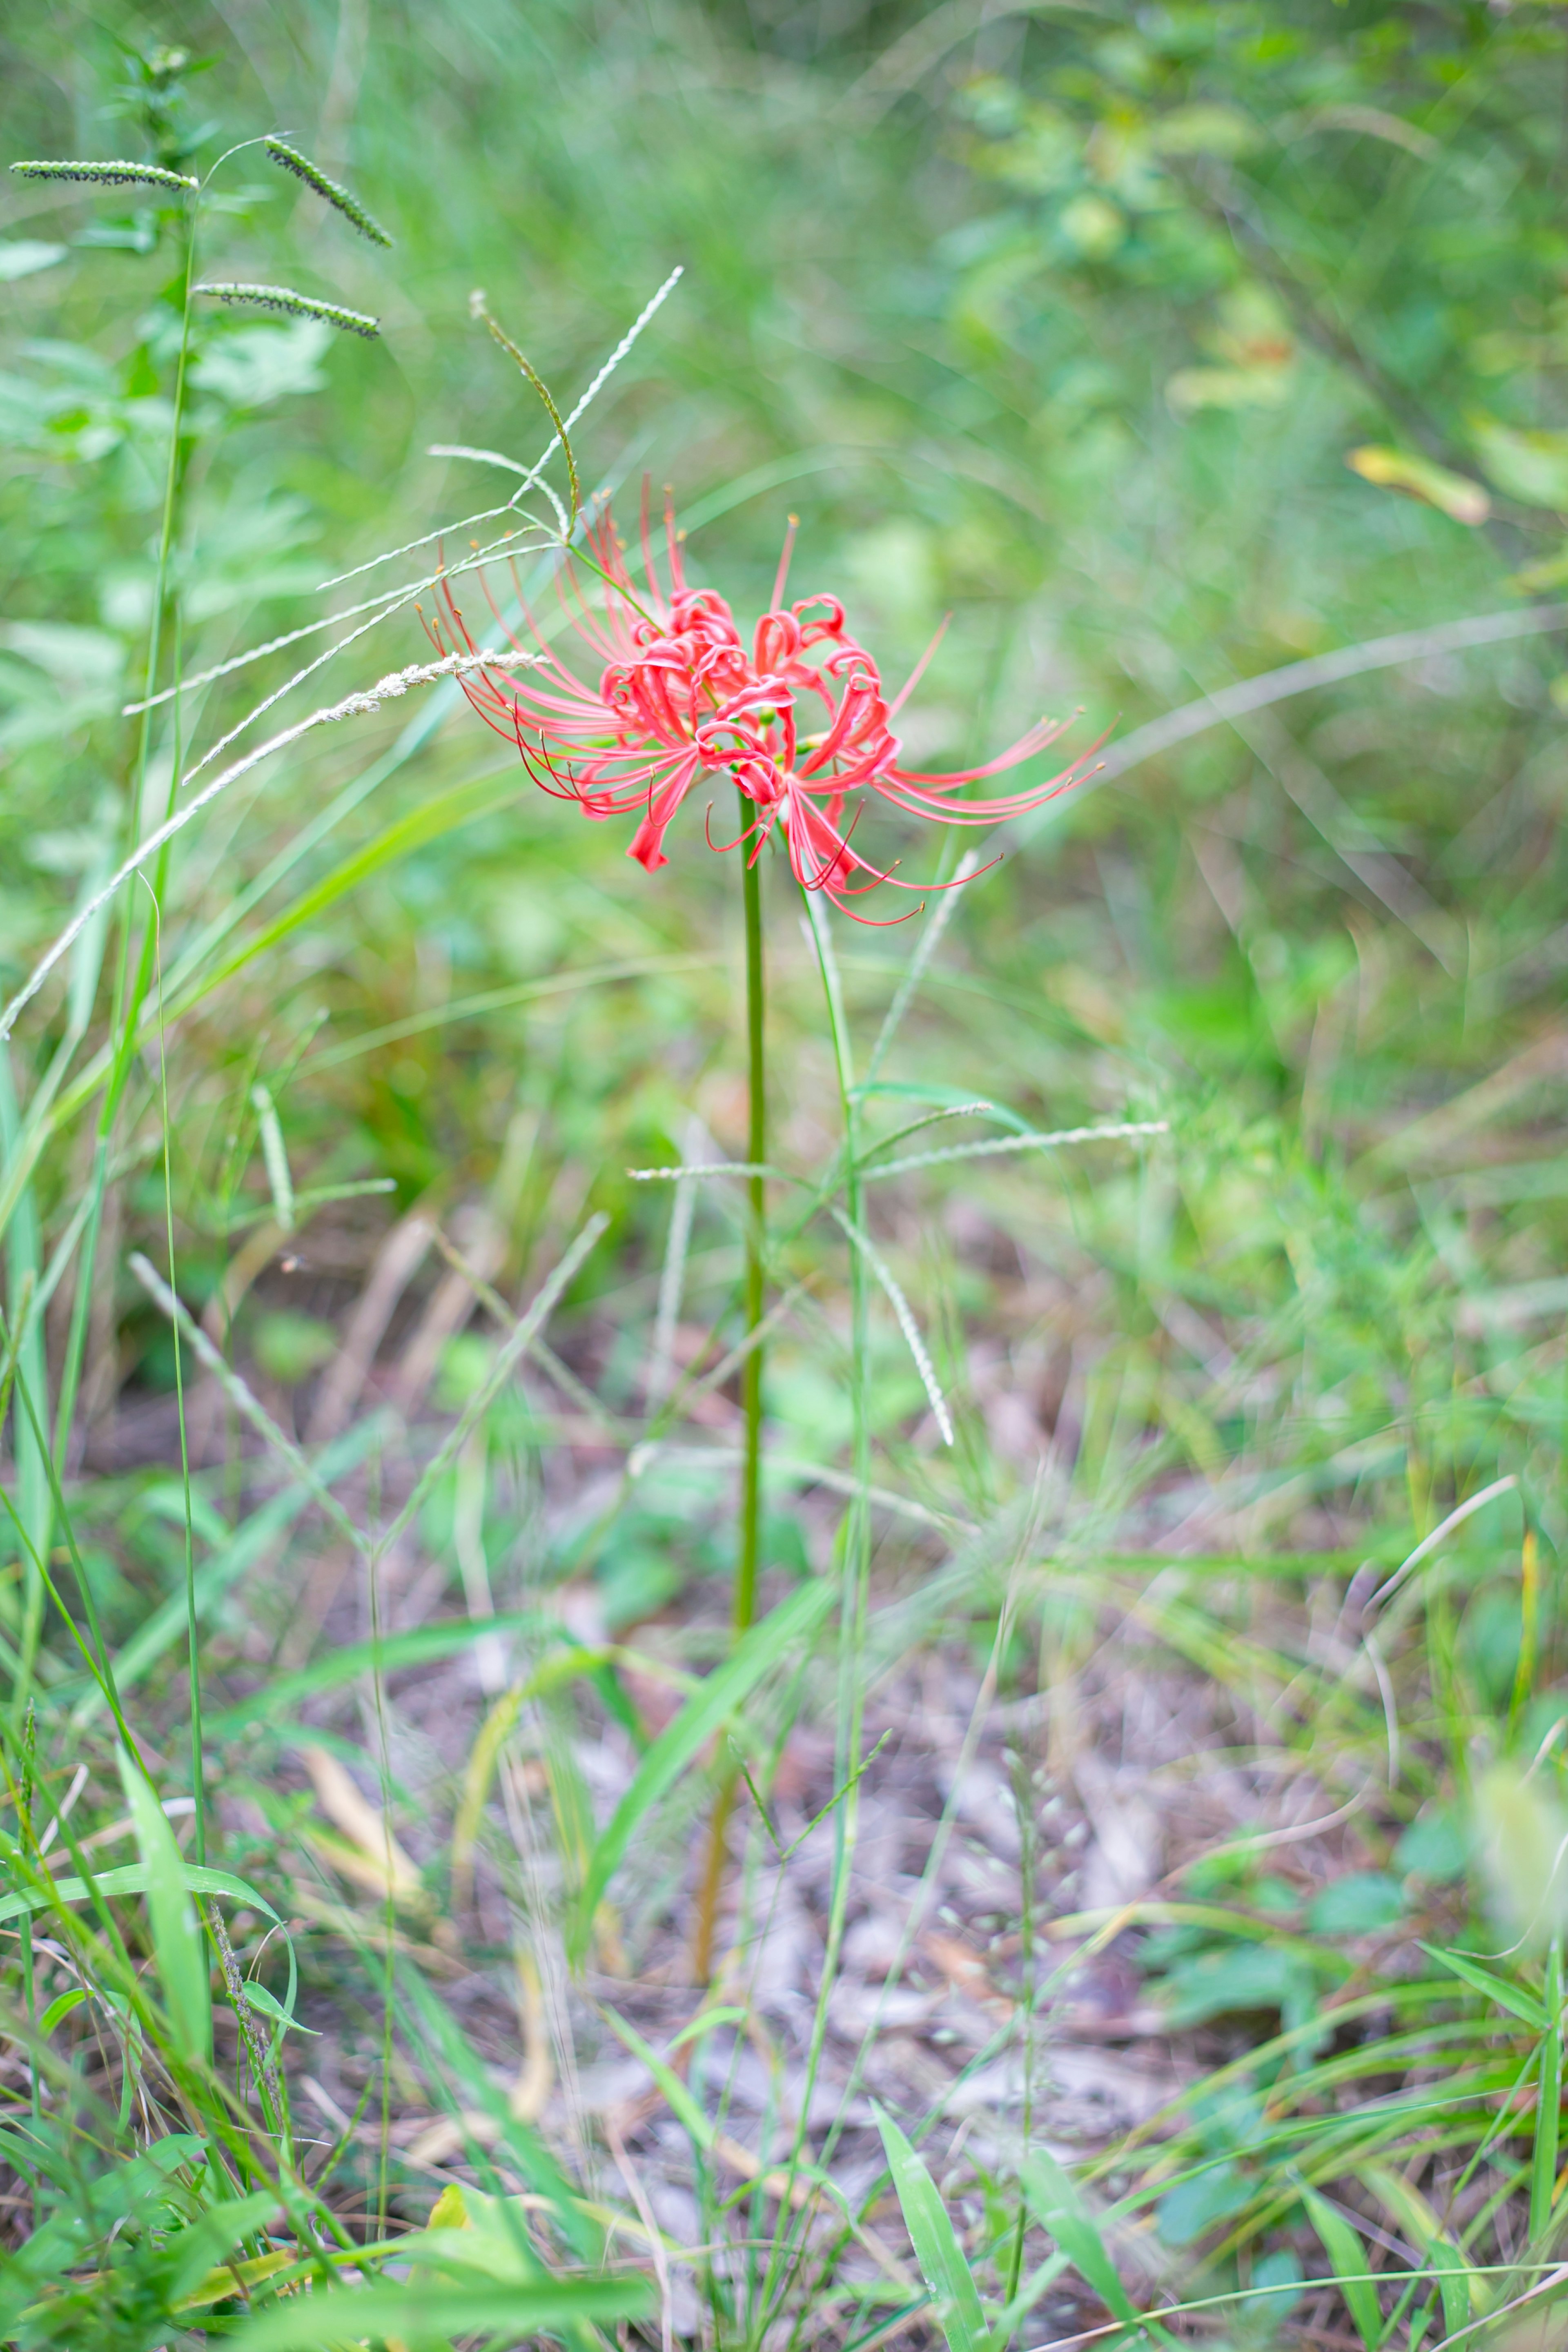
[692,791,768,1984]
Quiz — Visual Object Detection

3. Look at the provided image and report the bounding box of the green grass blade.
[0,1861,283,1924]
[205,1609,556,1731]
[394,1964,599,2265]
[229,2275,649,2349]
[117,1745,211,2066]
[196,770,527,1002]
[1301,2188,1382,2352]
[1428,2237,1472,2339]
[606,2009,715,2150]
[874,2103,989,2352]
[572,1575,835,1962]
[78,1421,381,1722]
[374,1210,609,1561]
[1420,1942,1548,2030]
[1019,2148,1139,2326]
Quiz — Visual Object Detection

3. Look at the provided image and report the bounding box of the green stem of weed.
[24,186,200,1728]
[151,886,205,1864]
[692,797,767,1983]
[0,1060,49,1719]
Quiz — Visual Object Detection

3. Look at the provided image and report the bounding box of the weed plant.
[4,7,1568,2352]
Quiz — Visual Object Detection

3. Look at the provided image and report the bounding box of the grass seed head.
[10,156,198,189]
[194,281,380,337]
[263,136,393,246]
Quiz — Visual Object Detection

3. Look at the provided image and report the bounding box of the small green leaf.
[875,2105,989,2352]
[1395,1810,1469,1883]
[36,1987,87,2033]
[1307,1872,1405,1936]
[0,241,68,281]
[238,1977,318,2036]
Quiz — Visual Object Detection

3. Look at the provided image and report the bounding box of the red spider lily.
[424,492,1094,920]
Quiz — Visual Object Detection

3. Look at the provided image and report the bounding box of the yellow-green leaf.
[1346,445,1490,525]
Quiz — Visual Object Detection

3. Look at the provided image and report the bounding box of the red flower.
[425,492,1093,919]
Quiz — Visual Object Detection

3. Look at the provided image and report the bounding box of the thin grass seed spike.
[9,158,198,190]
[194,282,379,338]
[263,136,392,245]
[470,288,581,530]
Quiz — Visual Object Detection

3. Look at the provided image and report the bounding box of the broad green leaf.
[572,1575,834,1960]
[1019,2148,1138,2325]
[229,2274,648,2349]
[119,1751,211,2066]
[1157,1942,1330,2029]
[1419,1942,1547,2030]
[1155,2159,1255,2247]
[175,2246,298,2312]
[168,2192,280,2304]
[1306,1872,1405,1936]
[1302,2188,1381,2352]
[875,2105,988,2352]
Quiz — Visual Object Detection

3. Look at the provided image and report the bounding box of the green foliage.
[5,4,1568,2346]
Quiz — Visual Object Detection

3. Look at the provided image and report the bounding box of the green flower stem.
[691,793,768,1982]
[766,886,870,2272]
[737,812,767,1639]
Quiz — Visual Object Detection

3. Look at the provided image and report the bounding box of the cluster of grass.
[4,2,1568,2347]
